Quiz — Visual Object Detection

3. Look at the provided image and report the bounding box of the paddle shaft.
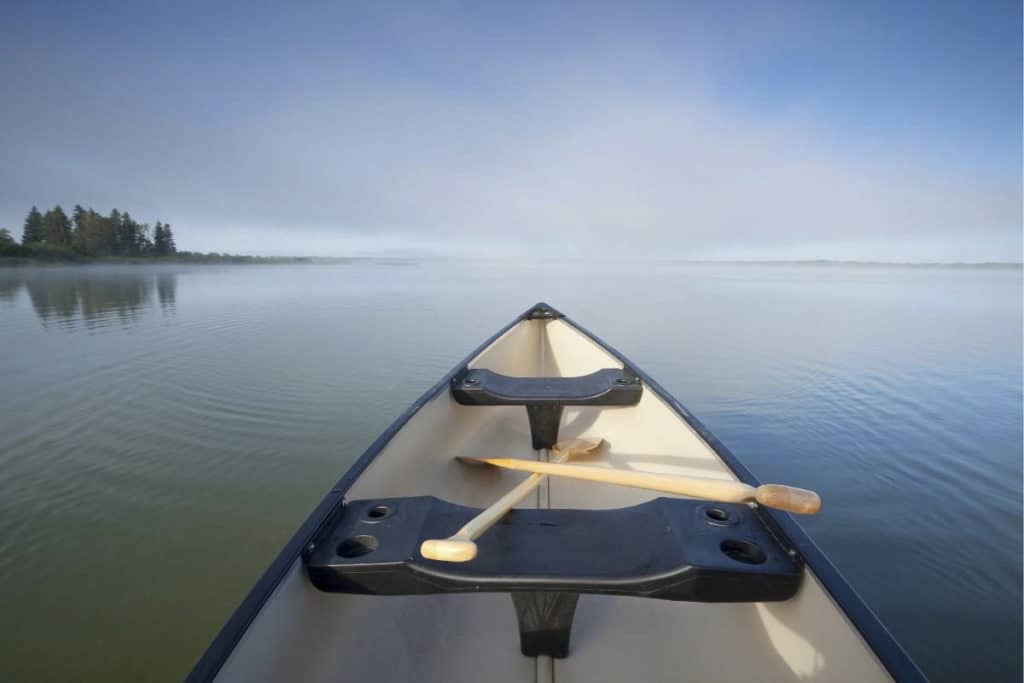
[450,470,548,541]
[420,439,603,562]
[464,458,821,515]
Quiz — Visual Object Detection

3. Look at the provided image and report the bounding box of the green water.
[0,262,1020,682]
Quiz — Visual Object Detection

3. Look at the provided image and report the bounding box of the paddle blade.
[552,437,604,457]
[755,484,822,515]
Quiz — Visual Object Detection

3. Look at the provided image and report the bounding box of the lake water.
[0,262,1020,682]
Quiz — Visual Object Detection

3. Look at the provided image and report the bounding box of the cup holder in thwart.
[338,535,379,558]
[700,503,738,527]
[705,508,730,522]
[364,505,393,521]
[720,539,767,565]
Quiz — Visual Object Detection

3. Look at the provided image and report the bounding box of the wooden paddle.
[420,438,604,562]
[455,457,821,515]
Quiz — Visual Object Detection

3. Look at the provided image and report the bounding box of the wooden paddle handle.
[420,441,600,562]
[754,484,821,515]
[466,459,821,515]
[420,472,545,562]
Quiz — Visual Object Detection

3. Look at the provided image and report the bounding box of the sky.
[1,1,1021,261]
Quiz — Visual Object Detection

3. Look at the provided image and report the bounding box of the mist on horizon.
[1,2,1020,262]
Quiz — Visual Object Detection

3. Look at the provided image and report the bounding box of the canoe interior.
[208,316,892,682]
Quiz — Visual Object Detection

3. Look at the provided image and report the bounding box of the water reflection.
[157,275,176,311]
[0,268,177,328]
[0,276,25,302]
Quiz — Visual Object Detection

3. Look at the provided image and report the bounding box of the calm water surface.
[0,262,1020,682]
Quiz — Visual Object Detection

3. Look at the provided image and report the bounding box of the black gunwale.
[186,302,926,683]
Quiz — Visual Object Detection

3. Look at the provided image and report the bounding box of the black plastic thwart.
[525,404,564,452]
[510,592,579,658]
[451,368,642,449]
[305,497,804,658]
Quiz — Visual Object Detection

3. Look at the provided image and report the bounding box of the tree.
[164,223,176,254]
[153,222,166,255]
[117,211,147,256]
[22,206,43,244]
[14,204,179,259]
[137,223,153,255]
[71,204,87,252]
[108,209,122,254]
[0,228,23,256]
[153,222,177,256]
[42,205,72,246]
[74,209,110,256]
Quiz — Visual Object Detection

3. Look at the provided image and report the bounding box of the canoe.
[187,303,926,682]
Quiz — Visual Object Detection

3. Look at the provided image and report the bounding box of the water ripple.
[0,263,1020,683]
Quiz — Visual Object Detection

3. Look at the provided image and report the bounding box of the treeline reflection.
[0,269,177,328]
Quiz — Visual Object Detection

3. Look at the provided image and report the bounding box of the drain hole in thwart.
[720,539,766,565]
[366,505,392,520]
[338,535,379,558]
[705,508,730,523]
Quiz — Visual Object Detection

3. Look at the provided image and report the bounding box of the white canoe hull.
[188,304,924,682]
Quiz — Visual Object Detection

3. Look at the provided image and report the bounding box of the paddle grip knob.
[420,538,479,562]
[755,484,822,515]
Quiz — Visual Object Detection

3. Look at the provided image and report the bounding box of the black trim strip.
[560,314,928,682]
[187,302,927,682]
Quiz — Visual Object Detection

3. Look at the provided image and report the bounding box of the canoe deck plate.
[451,368,642,449]
[304,496,803,658]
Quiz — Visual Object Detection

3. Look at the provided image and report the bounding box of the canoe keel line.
[186,303,926,682]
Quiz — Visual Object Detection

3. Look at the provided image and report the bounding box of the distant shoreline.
[643,259,1024,268]
[1,256,1019,268]
[0,255,313,266]
[315,257,1023,267]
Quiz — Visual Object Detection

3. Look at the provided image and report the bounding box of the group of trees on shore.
[1,205,177,259]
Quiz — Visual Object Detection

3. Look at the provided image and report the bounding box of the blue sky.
[1,1,1020,260]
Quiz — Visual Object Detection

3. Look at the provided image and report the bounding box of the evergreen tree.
[137,223,153,255]
[164,224,176,254]
[118,212,143,256]
[22,206,44,244]
[42,205,72,246]
[72,205,87,251]
[153,222,167,256]
[78,209,106,256]
[15,204,179,258]
[108,209,122,255]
